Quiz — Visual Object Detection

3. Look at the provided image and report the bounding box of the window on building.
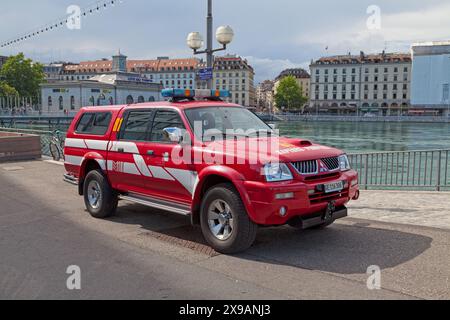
[333,69,337,74]
[137,96,145,103]
[316,70,320,75]
[393,93,397,99]
[48,96,52,107]
[59,96,63,110]
[70,96,75,110]
[126,95,134,104]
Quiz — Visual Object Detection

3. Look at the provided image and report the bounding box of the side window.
[75,112,112,135]
[120,110,153,142]
[150,110,185,143]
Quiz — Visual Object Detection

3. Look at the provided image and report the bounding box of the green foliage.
[0,81,19,97]
[274,75,308,111]
[0,53,45,97]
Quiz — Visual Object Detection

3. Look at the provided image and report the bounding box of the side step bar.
[63,174,79,186]
[119,193,191,216]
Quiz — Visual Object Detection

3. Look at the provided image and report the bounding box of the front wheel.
[83,170,118,219]
[200,183,258,254]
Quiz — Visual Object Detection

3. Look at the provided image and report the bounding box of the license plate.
[324,181,344,193]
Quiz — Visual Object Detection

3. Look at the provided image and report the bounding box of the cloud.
[244,56,310,84]
[295,2,450,55]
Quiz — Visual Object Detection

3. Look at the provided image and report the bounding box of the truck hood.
[203,136,344,164]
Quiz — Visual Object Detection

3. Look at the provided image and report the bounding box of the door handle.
[147,150,155,156]
[118,148,125,153]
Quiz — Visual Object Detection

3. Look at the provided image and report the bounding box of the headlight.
[338,154,351,171]
[263,163,293,182]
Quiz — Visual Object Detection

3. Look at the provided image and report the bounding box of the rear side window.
[120,110,153,142]
[150,110,185,143]
[75,112,112,135]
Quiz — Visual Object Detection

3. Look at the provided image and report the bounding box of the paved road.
[1,160,449,300]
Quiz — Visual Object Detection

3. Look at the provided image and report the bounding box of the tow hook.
[324,201,336,222]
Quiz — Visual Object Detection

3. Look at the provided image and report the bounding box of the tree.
[0,81,19,97]
[274,76,307,111]
[0,53,45,98]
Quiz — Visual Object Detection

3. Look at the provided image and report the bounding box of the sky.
[1,0,450,83]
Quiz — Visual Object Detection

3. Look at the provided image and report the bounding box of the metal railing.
[349,150,450,191]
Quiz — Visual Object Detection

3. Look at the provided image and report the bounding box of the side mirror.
[163,127,189,144]
[268,123,276,130]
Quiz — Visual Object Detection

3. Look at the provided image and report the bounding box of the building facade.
[54,53,256,107]
[411,41,450,116]
[61,56,199,90]
[41,71,162,113]
[309,52,411,115]
[198,55,256,107]
[256,80,275,112]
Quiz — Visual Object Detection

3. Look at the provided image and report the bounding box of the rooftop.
[276,68,310,80]
[312,52,411,65]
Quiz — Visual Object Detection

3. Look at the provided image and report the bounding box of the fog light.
[275,192,294,200]
[308,189,315,195]
[279,207,287,217]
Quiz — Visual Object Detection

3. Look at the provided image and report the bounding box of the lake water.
[8,120,450,154]
[277,121,450,153]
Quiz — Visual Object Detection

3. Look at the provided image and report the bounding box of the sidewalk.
[348,190,450,230]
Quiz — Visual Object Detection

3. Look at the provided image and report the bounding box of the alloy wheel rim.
[207,199,234,241]
[87,180,102,209]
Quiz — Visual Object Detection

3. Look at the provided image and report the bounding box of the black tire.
[200,183,258,254]
[83,170,118,219]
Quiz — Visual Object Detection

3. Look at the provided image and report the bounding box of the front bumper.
[235,170,359,225]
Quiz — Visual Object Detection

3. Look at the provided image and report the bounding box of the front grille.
[291,160,318,175]
[321,157,340,171]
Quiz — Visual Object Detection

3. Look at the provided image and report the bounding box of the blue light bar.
[161,88,230,99]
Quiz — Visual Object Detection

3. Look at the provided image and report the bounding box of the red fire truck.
[63,89,359,253]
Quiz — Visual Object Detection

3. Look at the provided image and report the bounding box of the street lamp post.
[187,0,234,89]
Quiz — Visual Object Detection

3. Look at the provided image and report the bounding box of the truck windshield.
[184,107,274,141]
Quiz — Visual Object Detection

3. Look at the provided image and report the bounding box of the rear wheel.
[83,170,118,219]
[200,183,257,254]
